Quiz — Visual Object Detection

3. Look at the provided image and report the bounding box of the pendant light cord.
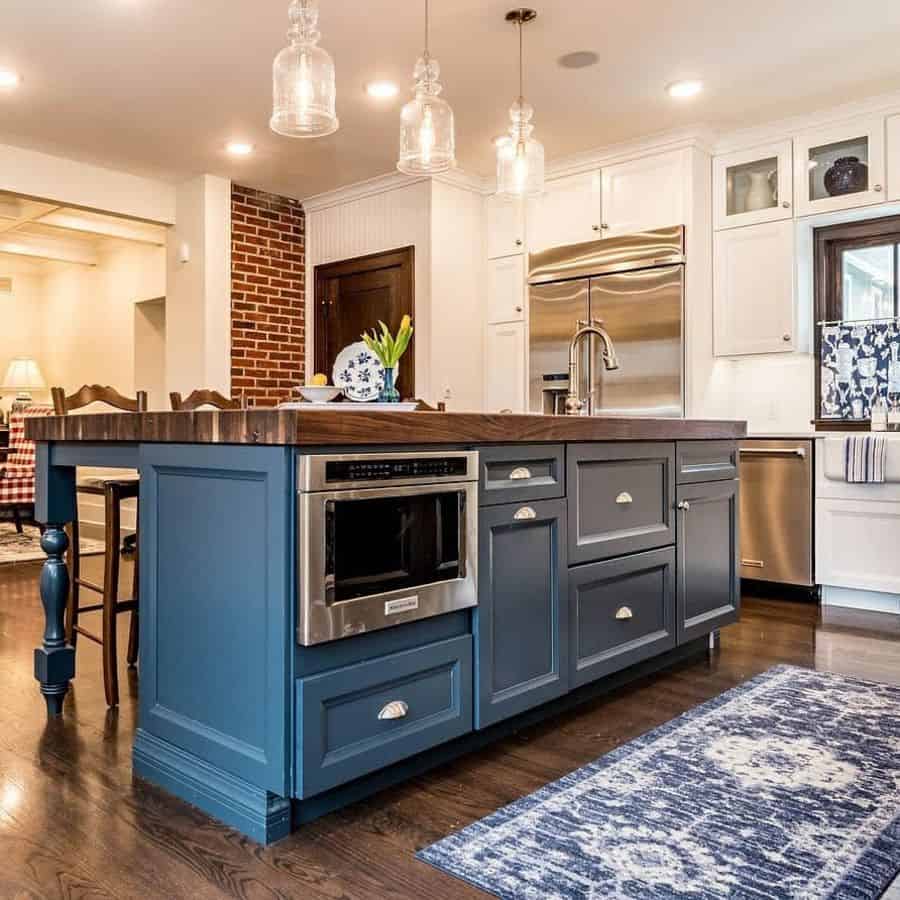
[424,0,430,58]
[518,17,524,103]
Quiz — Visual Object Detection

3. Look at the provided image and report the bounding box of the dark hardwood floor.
[2,558,899,899]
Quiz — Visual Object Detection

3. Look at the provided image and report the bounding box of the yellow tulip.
[400,314,412,333]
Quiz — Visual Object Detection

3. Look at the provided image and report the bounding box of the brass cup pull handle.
[509,466,533,481]
[615,606,633,620]
[514,506,537,521]
[615,491,633,505]
[378,700,409,721]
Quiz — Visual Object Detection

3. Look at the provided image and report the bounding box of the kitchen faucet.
[564,319,619,415]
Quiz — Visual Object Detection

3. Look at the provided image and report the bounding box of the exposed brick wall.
[230,183,305,407]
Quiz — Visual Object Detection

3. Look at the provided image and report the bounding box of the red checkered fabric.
[0,406,53,506]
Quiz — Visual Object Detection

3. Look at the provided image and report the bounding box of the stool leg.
[102,486,121,707]
[126,499,139,668]
[65,513,81,647]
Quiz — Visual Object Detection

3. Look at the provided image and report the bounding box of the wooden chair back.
[52,385,148,415]
[170,389,247,411]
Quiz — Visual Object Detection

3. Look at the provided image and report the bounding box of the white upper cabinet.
[887,114,900,201]
[714,220,795,357]
[600,150,688,237]
[713,141,793,230]
[793,116,886,216]
[486,195,526,259]
[528,170,601,253]
[484,321,526,413]
[487,254,526,324]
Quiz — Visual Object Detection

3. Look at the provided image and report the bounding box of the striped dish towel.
[843,434,887,483]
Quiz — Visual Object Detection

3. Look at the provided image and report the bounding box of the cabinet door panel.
[487,195,525,259]
[485,322,525,413]
[475,498,568,728]
[794,116,886,216]
[714,220,795,356]
[677,480,740,643]
[568,442,675,565]
[529,170,601,253]
[570,548,676,687]
[713,141,793,230]
[487,254,526,324]
[601,151,687,237]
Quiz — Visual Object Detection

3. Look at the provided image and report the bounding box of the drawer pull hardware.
[615,606,633,620]
[739,446,806,459]
[514,506,537,521]
[677,500,691,512]
[378,700,409,721]
[615,491,633,505]
[509,466,533,481]
[742,559,765,568]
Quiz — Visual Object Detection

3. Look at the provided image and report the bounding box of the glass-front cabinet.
[794,116,886,216]
[713,140,793,230]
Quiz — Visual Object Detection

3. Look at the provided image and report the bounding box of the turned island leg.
[32,444,77,717]
[35,526,74,715]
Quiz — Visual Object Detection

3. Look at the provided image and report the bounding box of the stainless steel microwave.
[297,451,479,645]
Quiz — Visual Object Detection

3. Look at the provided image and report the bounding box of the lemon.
[311,373,329,386]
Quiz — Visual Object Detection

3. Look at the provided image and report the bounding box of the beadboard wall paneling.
[305,181,433,400]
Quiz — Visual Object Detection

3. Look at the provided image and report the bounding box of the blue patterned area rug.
[418,666,900,899]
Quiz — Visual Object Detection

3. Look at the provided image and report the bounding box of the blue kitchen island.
[27,409,745,843]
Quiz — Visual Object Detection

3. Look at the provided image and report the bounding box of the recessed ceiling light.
[0,69,21,89]
[558,51,599,70]
[666,79,703,99]
[226,141,254,156]
[365,80,399,99]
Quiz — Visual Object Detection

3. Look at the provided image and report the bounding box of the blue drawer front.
[296,635,472,798]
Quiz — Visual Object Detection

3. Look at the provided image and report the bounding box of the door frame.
[314,246,415,394]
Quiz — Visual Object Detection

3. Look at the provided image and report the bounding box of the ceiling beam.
[0,203,63,235]
[0,232,98,266]
[35,209,167,246]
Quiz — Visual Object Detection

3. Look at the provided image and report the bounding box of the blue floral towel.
[843,434,887,483]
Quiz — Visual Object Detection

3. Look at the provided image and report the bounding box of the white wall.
[134,297,167,410]
[430,181,484,410]
[41,241,166,397]
[0,267,50,417]
[165,174,232,396]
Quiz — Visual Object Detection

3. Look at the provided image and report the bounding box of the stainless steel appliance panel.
[528,225,685,285]
[298,451,479,645]
[587,264,684,417]
[738,440,814,587]
[529,278,590,413]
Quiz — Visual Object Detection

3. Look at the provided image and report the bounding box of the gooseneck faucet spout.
[564,319,619,415]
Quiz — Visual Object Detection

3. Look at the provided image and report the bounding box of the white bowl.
[297,385,341,404]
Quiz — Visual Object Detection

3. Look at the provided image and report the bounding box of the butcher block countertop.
[26,409,747,446]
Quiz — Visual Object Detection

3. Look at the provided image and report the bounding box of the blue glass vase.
[379,366,400,403]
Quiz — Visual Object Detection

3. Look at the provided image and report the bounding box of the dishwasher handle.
[739,447,807,459]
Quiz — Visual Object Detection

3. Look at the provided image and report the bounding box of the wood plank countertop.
[26,409,747,446]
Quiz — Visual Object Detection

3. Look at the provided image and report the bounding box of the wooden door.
[314,247,415,395]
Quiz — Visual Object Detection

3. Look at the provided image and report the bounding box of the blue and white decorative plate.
[332,341,386,402]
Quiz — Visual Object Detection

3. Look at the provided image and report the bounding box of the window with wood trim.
[814,216,900,428]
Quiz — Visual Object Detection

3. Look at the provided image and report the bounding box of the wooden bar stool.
[54,385,147,707]
[170,388,247,411]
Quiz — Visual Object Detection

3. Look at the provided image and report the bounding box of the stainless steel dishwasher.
[738,439,815,588]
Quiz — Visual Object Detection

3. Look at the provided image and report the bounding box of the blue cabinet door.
[677,479,740,643]
[137,443,293,796]
[475,498,568,728]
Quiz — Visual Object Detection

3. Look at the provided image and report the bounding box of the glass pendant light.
[270,0,339,139]
[496,8,544,198]
[397,0,455,175]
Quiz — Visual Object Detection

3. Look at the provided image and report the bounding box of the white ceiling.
[3,0,900,201]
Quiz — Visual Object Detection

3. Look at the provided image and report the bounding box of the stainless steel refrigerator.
[528,225,685,417]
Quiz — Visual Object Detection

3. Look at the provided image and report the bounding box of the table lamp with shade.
[2,357,47,406]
